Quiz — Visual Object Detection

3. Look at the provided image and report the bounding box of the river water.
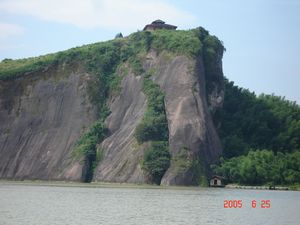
[0,182,299,225]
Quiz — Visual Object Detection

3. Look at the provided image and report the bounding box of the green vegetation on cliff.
[1,27,298,186]
[73,121,108,182]
[134,70,170,184]
[194,27,225,96]
[0,27,223,82]
[172,147,208,186]
[0,56,57,80]
[142,141,170,185]
[0,27,224,184]
[135,70,169,143]
[213,79,300,186]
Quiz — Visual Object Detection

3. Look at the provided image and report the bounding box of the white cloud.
[0,0,195,30]
[0,22,24,39]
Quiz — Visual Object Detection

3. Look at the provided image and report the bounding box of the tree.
[115,32,123,39]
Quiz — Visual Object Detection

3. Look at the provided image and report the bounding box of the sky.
[0,0,299,103]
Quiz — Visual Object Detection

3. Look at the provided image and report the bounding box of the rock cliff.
[0,63,97,180]
[0,27,224,185]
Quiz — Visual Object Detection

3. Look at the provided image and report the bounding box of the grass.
[0,54,58,80]
[0,27,223,81]
[151,29,202,56]
[289,184,300,191]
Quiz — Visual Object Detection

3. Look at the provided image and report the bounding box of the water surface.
[0,182,299,225]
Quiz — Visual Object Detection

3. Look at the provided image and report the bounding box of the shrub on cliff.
[142,141,170,184]
[134,69,170,184]
[135,70,168,144]
[73,121,108,157]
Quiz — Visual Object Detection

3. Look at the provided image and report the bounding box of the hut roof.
[143,20,177,31]
[211,175,224,180]
[152,19,165,24]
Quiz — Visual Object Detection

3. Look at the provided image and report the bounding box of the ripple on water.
[0,183,299,225]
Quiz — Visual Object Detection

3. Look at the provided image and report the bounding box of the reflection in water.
[0,183,299,225]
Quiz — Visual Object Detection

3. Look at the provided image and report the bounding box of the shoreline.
[225,184,289,191]
[0,180,206,190]
[0,179,299,191]
[225,183,300,191]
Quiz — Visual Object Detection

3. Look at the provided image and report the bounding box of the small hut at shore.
[143,20,177,31]
[210,175,225,187]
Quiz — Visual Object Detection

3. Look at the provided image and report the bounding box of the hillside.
[0,27,225,185]
[213,80,300,186]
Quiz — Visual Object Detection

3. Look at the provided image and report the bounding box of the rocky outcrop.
[0,64,97,180]
[93,72,147,183]
[143,51,222,185]
[91,50,223,185]
[0,29,224,185]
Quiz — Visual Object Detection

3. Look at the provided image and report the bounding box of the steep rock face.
[91,50,223,185]
[0,52,223,184]
[0,29,224,185]
[0,64,97,180]
[206,47,224,114]
[143,51,222,185]
[93,72,147,183]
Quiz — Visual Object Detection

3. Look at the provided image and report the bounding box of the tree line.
[213,79,300,185]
